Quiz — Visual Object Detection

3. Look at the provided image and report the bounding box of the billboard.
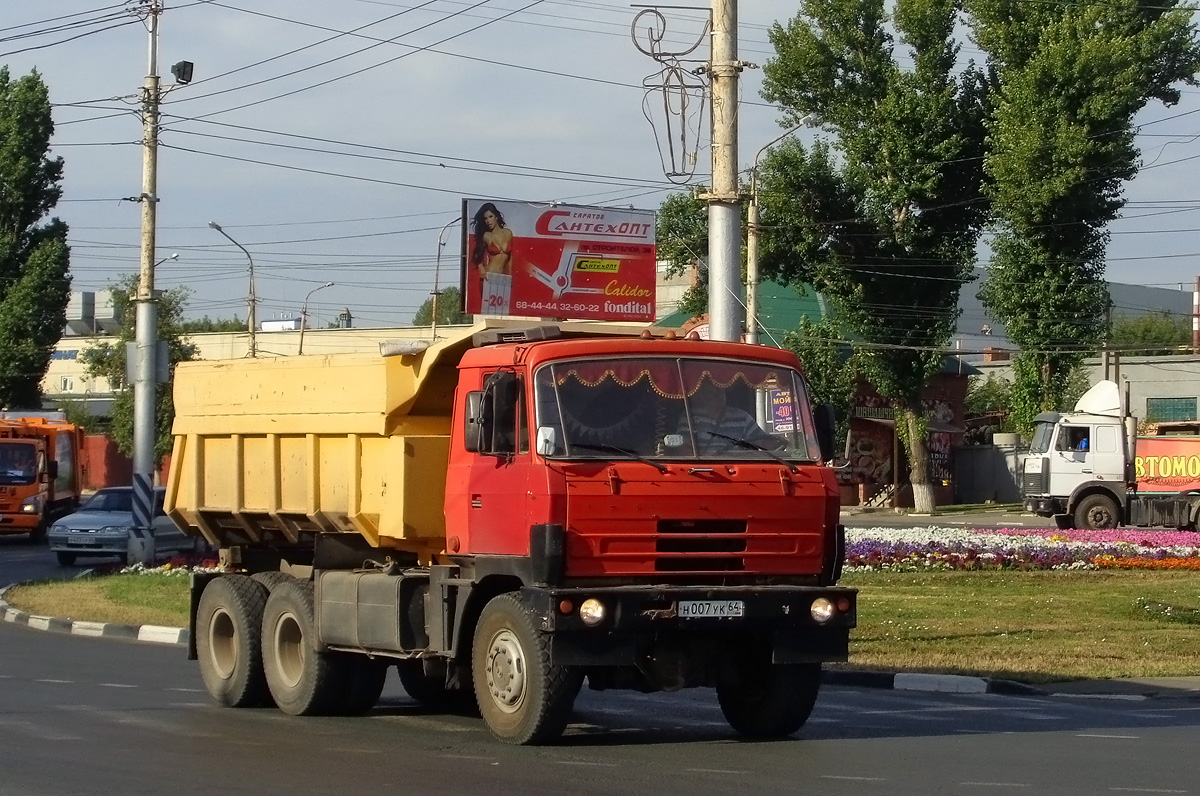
[461,199,657,322]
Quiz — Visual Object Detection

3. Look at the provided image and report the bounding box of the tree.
[656,191,712,319]
[78,275,199,463]
[179,315,245,333]
[412,286,471,326]
[759,0,989,512]
[0,68,71,408]
[1109,311,1190,356]
[965,374,1012,418]
[971,0,1200,430]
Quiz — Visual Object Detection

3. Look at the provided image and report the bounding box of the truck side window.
[1058,427,1089,452]
[517,377,529,454]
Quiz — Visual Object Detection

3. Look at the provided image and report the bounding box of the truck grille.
[654,519,746,572]
[1022,463,1047,495]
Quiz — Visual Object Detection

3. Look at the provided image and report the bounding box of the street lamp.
[431,218,458,341]
[298,281,333,355]
[746,114,818,345]
[207,221,257,357]
[154,252,178,268]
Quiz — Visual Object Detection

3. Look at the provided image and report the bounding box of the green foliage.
[972,0,1200,428]
[412,286,471,326]
[760,0,989,504]
[0,68,71,408]
[1110,310,1190,356]
[784,317,857,441]
[179,315,245,333]
[78,275,199,462]
[965,374,1013,418]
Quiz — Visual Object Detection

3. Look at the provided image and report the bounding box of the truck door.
[1048,423,1092,498]
[463,373,537,556]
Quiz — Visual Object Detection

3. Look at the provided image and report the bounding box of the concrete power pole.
[706,0,742,342]
[130,0,163,565]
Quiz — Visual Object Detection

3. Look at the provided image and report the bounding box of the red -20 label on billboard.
[461,199,657,322]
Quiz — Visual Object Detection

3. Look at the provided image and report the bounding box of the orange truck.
[0,416,85,541]
[168,322,857,744]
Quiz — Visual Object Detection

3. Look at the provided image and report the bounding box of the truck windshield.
[1029,422,1055,454]
[0,441,37,486]
[533,357,823,463]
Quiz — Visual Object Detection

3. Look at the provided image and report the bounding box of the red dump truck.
[0,416,84,541]
[167,323,856,744]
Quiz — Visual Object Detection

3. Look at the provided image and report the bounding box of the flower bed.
[846,526,1200,572]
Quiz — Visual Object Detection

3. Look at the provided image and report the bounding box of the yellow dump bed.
[165,327,477,560]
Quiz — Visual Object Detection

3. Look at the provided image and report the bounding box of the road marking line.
[1055,693,1147,701]
[686,769,746,775]
[374,715,472,733]
[164,687,204,693]
[821,775,886,781]
[99,683,138,689]
[959,782,1032,787]
[1078,733,1140,739]
[1109,789,1187,793]
[35,679,72,684]
[0,719,83,741]
[437,754,497,762]
[555,761,619,767]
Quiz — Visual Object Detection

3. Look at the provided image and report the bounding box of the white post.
[706,0,741,342]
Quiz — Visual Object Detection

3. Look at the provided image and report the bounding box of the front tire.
[196,575,272,708]
[471,593,581,745]
[1074,494,1120,530]
[261,579,344,716]
[717,661,821,739]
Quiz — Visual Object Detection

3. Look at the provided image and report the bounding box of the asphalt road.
[3,620,1200,796]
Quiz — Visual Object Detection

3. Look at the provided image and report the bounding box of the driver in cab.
[676,380,783,455]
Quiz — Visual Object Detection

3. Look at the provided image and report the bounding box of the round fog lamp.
[579,598,606,626]
[810,597,835,624]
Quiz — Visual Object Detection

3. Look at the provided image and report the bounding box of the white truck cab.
[1020,381,1135,529]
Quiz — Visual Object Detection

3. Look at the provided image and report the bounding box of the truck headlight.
[810,597,835,624]
[579,598,606,626]
[19,496,40,513]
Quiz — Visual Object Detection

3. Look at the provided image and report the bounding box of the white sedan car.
[47,486,200,567]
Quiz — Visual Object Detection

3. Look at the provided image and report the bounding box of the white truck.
[1021,380,1200,530]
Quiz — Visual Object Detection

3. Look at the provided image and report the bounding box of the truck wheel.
[261,579,344,716]
[196,575,272,708]
[717,662,821,738]
[472,592,581,745]
[250,571,292,592]
[337,656,389,715]
[1074,494,1120,530]
[55,551,76,567]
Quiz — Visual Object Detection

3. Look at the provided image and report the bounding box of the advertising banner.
[460,199,657,322]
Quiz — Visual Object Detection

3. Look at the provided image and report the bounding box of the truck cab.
[1021,381,1133,529]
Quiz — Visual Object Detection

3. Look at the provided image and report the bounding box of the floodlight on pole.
[154,252,178,267]
[746,113,819,346]
[208,221,257,357]
[299,281,334,355]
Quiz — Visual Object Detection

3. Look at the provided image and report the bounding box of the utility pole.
[705,0,742,342]
[431,219,458,341]
[130,0,163,565]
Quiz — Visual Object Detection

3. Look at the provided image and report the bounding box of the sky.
[5,1,1200,336]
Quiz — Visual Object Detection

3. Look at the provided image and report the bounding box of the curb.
[0,583,188,647]
[822,668,1047,696]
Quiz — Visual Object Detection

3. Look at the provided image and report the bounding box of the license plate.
[69,537,100,546]
[678,600,744,618]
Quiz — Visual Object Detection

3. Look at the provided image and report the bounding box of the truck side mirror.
[464,391,486,453]
[814,404,836,463]
[536,427,557,457]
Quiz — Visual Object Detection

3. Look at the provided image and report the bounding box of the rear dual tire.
[196,575,273,708]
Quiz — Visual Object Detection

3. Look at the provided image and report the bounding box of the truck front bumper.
[521,584,856,666]
[1023,497,1064,517]
[0,514,39,534]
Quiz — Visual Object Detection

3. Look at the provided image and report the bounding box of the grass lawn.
[842,569,1200,682]
[8,569,1200,682]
